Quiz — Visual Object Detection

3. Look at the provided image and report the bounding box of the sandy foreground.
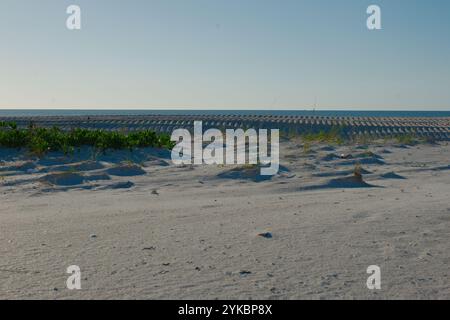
[0,139,449,299]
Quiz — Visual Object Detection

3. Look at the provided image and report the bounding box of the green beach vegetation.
[0,122,174,156]
[284,125,429,147]
[282,126,347,145]
[301,126,346,144]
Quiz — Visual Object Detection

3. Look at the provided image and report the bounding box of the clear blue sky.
[1,0,449,110]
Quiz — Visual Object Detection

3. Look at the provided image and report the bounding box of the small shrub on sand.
[303,142,311,154]
[395,134,417,145]
[301,126,345,145]
[353,162,363,181]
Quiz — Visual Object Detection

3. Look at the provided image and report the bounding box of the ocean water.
[0,109,449,118]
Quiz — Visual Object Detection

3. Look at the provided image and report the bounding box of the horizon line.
[0,107,450,112]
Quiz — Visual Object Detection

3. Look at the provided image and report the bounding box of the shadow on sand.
[299,175,382,191]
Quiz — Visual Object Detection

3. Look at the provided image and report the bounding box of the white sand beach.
[1,140,449,299]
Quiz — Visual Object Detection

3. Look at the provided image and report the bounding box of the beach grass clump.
[394,134,417,145]
[353,162,363,181]
[301,126,346,145]
[0,121,18,130]
[303,141,311,154]
[0,122,175,156]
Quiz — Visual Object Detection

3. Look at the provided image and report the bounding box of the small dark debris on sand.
[258,232,273,239]
[340,153,353,159]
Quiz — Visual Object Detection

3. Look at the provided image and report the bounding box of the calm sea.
[0,109,449,118]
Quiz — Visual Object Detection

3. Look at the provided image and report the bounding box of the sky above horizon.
[1,0,450,110]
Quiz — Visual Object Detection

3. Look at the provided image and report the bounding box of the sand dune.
[1,140,450,299]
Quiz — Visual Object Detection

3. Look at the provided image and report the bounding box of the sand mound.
[354,151,384,160]
[338,157,385,166]
[218,166,272,182]
[37,156,74,166]
[217,165,289,183]
[142,159,170,167]
[380,172,406,179]
[40,172,84,186]
[321,153,341,161]
[43,161,105,174]
[300,175,378,191]
[99,181,135,190]
[0,161,37,173]
[74,161,105,172]
[84,173,111,182]
[318,146,336,152]
[106,164,146,177]
[326,175,375,188]
[313,168,372,178]
[394,144,410,149]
